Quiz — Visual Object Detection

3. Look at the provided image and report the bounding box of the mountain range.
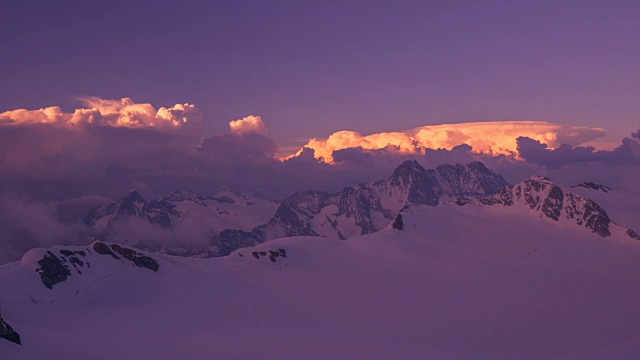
[2,180,640,358]
[83,160,638,257]
[84,161,508,255]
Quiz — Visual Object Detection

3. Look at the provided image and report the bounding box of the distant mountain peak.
[390,160,426,184]
[123,190,145,202]
[465,161,491,173]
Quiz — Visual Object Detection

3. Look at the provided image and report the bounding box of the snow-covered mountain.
[84,189,279,256]
[85,161,508,256]
[227,160,508,242]
[569,180,640,232]
[454,176,639,240]
[3,199,640,359]
[85,188,278,233]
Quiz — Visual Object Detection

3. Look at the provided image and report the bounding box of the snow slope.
[3,200,640,359]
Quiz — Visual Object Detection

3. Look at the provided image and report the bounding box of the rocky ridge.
[34,242,159,290]
[454,176,639,239]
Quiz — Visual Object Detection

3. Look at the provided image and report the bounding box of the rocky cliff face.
[472,176,638,239]
[33,242,159,290]
[572,182,612,193]
[0,309,21,345]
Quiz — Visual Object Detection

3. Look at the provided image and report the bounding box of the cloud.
[0,193,89,263]
[229,115,267,135]
[296,121,606,163]
[0,97,203,134]
[2,96,638,264]
[517,133,640,168]
[0,96,636,204]
[0,98,291,201]
[200,131,278,162]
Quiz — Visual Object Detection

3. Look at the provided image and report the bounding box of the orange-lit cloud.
[294,121,606,163]
[229,115,267,135]
[0,97,202,134]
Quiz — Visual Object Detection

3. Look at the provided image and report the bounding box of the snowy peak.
[390,160,426,186]
[0,242,161,306]
[84,191,176,229]
[29,241,160,290]
[112,190,148,218]
[430,162,508,198]
[476,177,638,239]
[378,161,508,206]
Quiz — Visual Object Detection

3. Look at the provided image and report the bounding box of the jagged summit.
[123,189,145,202]
[390,160,426,185]
[465,161,492,174]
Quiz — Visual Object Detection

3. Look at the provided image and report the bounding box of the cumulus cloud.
[0,97,203,134]
[229,115,267,135]
[296,121,606,163]
[0,98,290,201]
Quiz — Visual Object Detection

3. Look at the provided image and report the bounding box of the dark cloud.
[199,131,278,162]
[517,135,640,169]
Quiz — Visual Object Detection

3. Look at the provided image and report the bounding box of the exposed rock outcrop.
[36,251,71,289]
[392,214,404,230]
[478,176,626,238]
[248,248,287,262]
[0,309,21,345]
[33,242,159,289]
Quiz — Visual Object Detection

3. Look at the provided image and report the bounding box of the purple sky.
[1,0,638,148]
